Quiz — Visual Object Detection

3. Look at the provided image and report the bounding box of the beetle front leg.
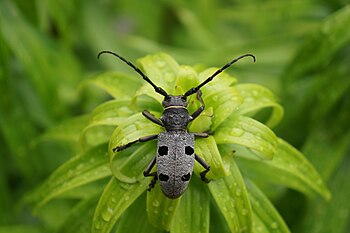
[190,90,205,121]
[195,154,210,183]
[143,156,158,191]
[113,134,158,152]
[142,110,164,126]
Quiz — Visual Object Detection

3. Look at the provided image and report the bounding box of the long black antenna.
[184,54,256,97]
[98,51,168,97]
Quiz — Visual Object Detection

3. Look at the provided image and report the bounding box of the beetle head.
[162,95,187,108]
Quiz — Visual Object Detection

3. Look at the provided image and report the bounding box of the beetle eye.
[158,146,168,156]
[185,146,194,155]
[181,173,191,181]
[159,173,169,181]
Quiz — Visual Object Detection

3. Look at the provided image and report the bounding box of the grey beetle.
[98,51,255,199]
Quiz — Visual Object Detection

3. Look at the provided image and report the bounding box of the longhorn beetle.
[98,51,255,199]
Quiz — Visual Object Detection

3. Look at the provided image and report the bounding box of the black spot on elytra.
[159,173,169,181]
[158,146,168,156]
[181,173,191,181]
[185,146,194,155]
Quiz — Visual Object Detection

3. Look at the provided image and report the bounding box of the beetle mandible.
[98,51,255,199]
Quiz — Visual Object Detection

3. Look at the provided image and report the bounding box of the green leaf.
[0,226,42,233]
[0,0,80,118]
[215,115,278,160]
[195,136,229,179]
[237,138,331,200]
[284,5,350,83]
[83,72,144,99]
[32,144,111,207]
[80,100,134,147]
[209,201,231,233]
[56,194,100,233]
[34,115,90,144]
[235,84,284,128]
[138,53,180,95]
[188,107,213,133]
[115,193,159,233]
[146,184,181,231]
[297,151,350,233]
[110,141,156,183]
[208,158,252,233]
[92,177,148,233]
[246,179,291,233]
[197,67,238,90]
[205,86,243,130]
[170,177,210,233]
[173,65,200,95]
[109,113,163,161]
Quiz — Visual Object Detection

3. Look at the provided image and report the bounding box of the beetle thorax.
[160,108,191,131]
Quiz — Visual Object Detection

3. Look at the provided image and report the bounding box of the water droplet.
[230,128,244,137]
[152,200,160,207]
[270,222,278,229]
[94,221,101,229]
[120,183,132,190]
[111,197,117,203]
[252,90,259,97]
[235,188,242,197]
[101,207,114,221]
[168,206,174,212]
[241,208,248,216]
[156,61,166,67]
[245,97,254,103]
[164,73,174,83]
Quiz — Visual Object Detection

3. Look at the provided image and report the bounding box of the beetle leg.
[143,156,158,191]
[142,110,164,126]
[195,154,210,183]
[190,90,205,121]
[113,134,158,152]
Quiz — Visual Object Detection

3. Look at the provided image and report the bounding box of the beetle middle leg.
[143,156,158,191]
[195,154,210,183]
[113,134,158,152]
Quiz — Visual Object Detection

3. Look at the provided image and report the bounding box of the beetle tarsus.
[148,175,158,191]
[200,167,210,183]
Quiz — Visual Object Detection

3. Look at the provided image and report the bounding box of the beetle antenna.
[98,51,168,97]
[184,54,256,97]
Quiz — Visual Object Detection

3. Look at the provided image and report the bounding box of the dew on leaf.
[152,200,160,207]
[101,207,114,222]
[270,221,278,229]
[230,128,244,137]
[241,208,248,216]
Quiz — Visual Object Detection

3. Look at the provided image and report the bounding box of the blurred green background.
[0,0,349,232]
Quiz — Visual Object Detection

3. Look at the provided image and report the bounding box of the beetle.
[98,51,255,199]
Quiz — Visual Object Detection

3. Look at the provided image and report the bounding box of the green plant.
[30,53,330,233]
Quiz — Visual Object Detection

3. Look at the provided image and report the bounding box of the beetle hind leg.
[143,156,158,191]
[195,154,211,183]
